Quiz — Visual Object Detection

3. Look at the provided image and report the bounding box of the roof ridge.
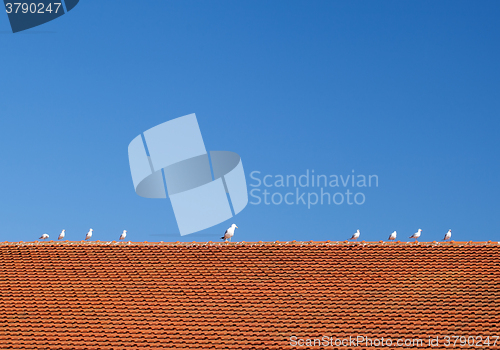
[1,240,499,246]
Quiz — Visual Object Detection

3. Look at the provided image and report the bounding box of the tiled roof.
[0,241,498,349]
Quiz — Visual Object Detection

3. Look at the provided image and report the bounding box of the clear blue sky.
[1,1,499,243]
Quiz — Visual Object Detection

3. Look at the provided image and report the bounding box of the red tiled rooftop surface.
[0,241,499,349]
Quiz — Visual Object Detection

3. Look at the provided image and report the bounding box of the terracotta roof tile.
[0,241,498,349]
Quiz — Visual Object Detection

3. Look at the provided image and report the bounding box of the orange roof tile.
[0,241,498,349]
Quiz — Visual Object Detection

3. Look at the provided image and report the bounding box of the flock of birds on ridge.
[38,229,127,241]
[349,228,452,242]
[37,225,453,243]
[220,226,454,243]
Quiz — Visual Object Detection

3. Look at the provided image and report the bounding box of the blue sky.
[1,1,499,243]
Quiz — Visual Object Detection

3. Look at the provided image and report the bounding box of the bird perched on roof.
[444,229,452,241]
[58,230,65,240]
[221,224,238,242]
[85,229,93,240]
[388,231,397,241]
[120,230,127,240]
[349,229,360,241]
[39,233,49,240]
[409,229,422,242]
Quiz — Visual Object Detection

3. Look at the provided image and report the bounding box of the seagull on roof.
[120,230,127,240]
[85,229,93,240]
[58,230,65,240]
[389,231,397,241]
[39,233,49,240]
[444,229,452,241]
[409,229,422,242]
[349,229,360,241]
[221,224,238,242]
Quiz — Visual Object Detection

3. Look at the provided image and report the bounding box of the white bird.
[409,229,422,242]
[58,230,65,240]
[221,224,238,242]
[85,229,93,240]
[120,230,127,240]
[444,229,452,241]
[349,229,360,241]
[39,233,49,240]
[388,231,397,241]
